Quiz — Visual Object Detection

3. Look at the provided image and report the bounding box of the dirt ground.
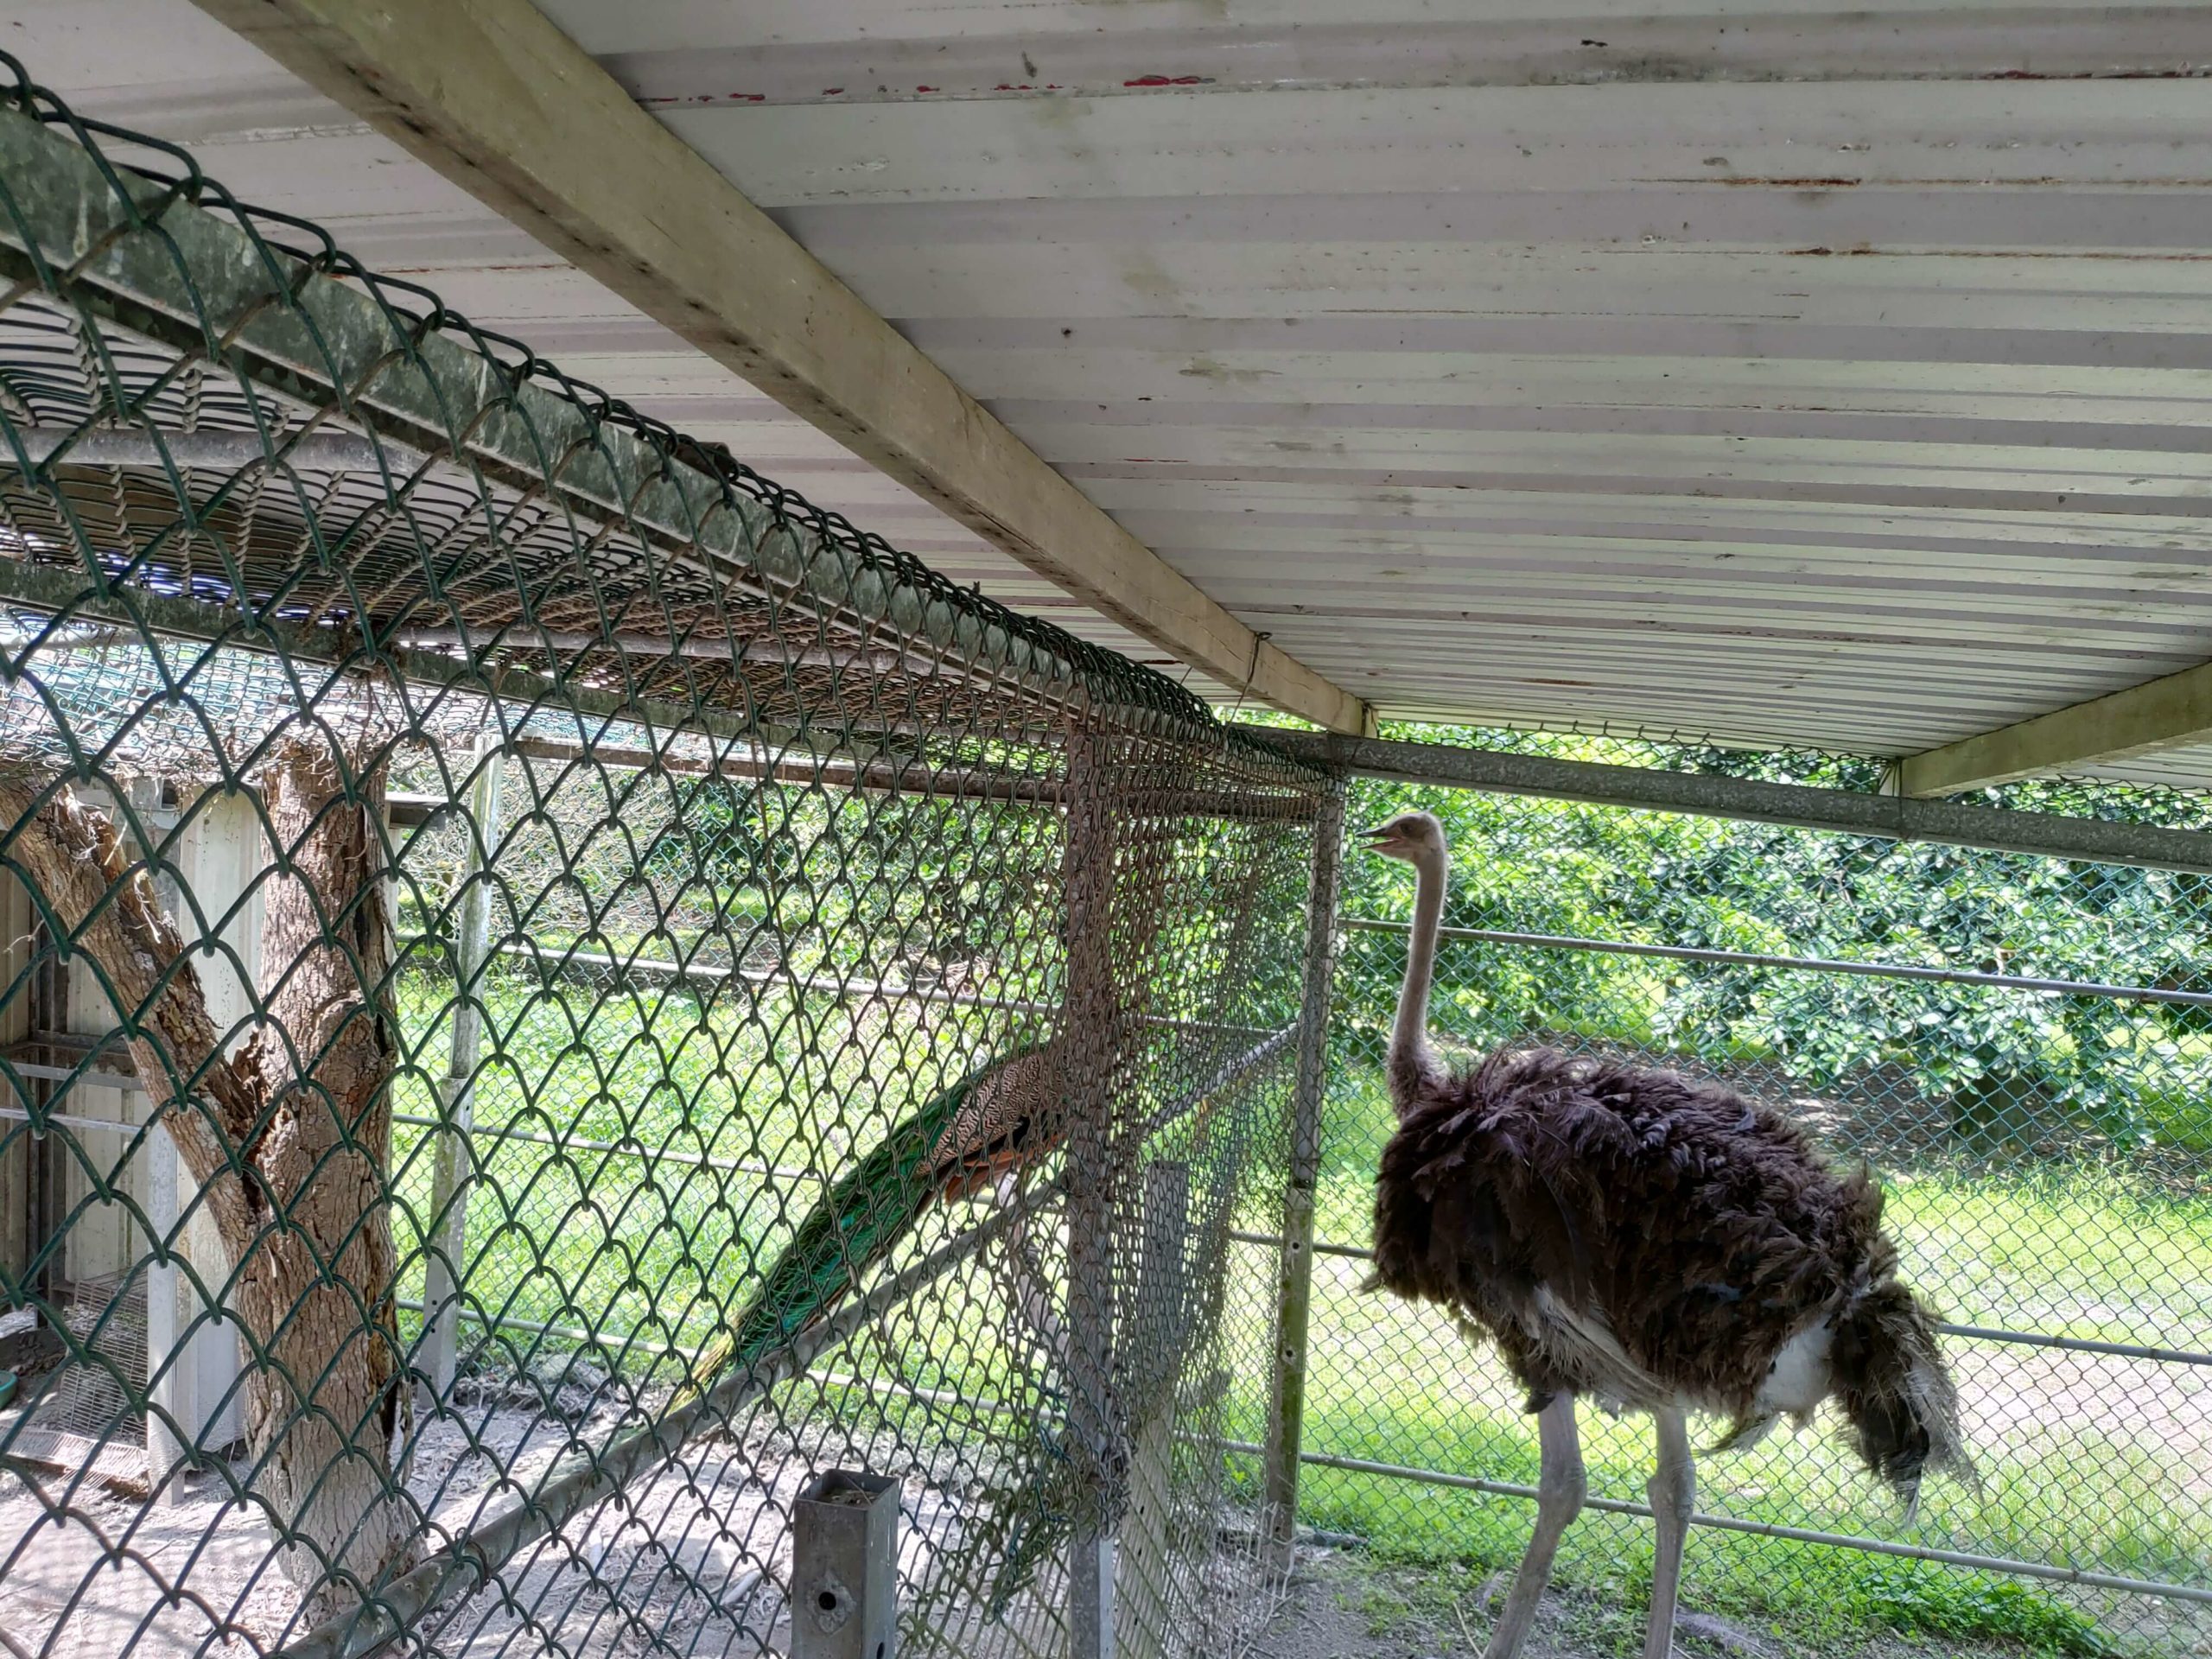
[0,1381,1014,1658]
[1250,1550,2030,1659]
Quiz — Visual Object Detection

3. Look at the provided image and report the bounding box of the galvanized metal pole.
[1262,779,1346,1570]
[418,732,505,1403]
[1061,733,1121,1659]
[1236,726,2212,877]
[143,1117,188,1503]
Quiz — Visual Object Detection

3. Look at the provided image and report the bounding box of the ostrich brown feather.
[1370,1045,1967,1491]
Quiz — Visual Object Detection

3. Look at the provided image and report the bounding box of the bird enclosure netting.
[0,64,1326,1659]
[1288,736,2212,1658]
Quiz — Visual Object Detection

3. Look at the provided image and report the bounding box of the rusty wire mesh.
[0,58,1323,1659]
[1255,743,2212,1657]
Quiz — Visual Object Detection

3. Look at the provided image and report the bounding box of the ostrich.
[1359,811,1970,1659]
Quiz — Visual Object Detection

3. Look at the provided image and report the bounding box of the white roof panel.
[23,0,2212,772]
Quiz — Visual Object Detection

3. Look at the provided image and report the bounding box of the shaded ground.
[0,1383,1024,1658]
[1254,1550,2056,1659]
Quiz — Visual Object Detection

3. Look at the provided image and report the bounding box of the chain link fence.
[0,59,1325,1659]
[3,38,2209,1659]
[1253,753,2212,1657]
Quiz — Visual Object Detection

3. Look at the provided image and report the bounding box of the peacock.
[671,1039,1065,1411]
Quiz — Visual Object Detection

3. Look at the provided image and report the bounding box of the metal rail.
[389,1113,828,1187]
[1215,1440,2212,1607]
[1224,1230,2212,1368]
[1343,918,2212,1009]
[1246,727,2212,876]
[400,936,1274,1041]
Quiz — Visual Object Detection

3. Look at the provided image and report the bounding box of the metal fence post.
[419,733,505,1403]
[143,1119,188,1502]
[1262,778,1346,1569]
[1119,1158,1192,1659]
[1062,733,1121,1659]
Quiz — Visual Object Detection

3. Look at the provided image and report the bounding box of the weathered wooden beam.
[1900,664,2212,797]
[188,0,1369,736]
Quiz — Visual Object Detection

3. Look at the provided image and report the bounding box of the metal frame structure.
[1244,728,2212,876]
[0,62,1322,1659]
[1251,729,2212,1649]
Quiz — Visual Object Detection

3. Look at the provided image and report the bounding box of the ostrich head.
[1361,810,1447,867]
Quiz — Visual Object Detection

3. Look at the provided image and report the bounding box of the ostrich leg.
[1642,1407,1695,1659]
[1484,1393,1585,1659]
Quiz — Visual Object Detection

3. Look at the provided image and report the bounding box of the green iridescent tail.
[982,1420,1074,1621]
[673,1045,1035,1411]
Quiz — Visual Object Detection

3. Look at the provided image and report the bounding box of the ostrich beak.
[1359,825,1398,850]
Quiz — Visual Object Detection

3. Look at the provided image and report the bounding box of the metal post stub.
[792,1470,901,1659]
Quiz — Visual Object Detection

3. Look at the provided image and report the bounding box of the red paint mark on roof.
[916,84,939,92]
[823,87,845,95]
[1123,73,1211,87]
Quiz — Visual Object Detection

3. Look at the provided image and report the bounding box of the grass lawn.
[381,949,2210,1657]
[1239,1064,2212,1657]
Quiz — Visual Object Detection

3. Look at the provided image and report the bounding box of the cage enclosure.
[0,64,1325,1659]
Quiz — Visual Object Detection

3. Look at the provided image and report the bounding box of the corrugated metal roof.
[22,0,2212,774]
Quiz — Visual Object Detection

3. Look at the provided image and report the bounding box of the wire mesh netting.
[1266,745,2212,1657]
[0,60,1326,1659]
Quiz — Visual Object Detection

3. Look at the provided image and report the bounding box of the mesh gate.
[1268,747,2212,1658]
[0,60,1325,1659]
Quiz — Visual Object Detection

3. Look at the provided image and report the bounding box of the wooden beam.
[1901,663,2212,798]
[189,0,1369,736]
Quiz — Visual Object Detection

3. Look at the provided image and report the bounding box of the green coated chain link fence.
[0,60,1325,1659]
[4,41,2209,1659]
[1250,744,2212,1657]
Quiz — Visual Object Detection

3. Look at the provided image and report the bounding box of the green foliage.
[1832,1562,2118,1656]
[1334,724,2212,1157]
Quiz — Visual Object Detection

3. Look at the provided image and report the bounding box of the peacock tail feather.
[673,1041,1049,1410]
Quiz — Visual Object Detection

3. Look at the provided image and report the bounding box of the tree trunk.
[237,743,411,1618]
[0,742,412,1623]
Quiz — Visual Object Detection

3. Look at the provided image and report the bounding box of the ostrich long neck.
[1388,849,1447,1116]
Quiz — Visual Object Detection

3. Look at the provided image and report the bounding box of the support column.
[1061,733,1122,1659]
[1262,779,1346,1571]
[1118,1159,1191,1659]
[417,732,504,1405]
[129,779,192,1502]
[143,1109,188,1502]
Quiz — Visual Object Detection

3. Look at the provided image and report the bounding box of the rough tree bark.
[0,741,412,1622]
